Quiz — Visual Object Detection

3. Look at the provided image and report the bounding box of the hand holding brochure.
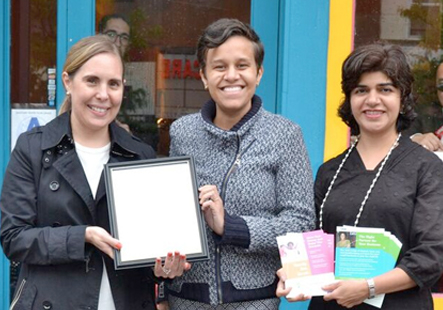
[335,226,402,308]
[277,227,402,308]
[276,230,335,297]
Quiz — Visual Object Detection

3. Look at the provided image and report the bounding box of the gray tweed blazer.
[168,97,316,305]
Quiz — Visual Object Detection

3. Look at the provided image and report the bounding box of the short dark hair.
[338,43,416,135]
[98,14,130,34]
[197,18,264,74]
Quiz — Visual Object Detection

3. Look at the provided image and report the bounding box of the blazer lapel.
[53,151,97,222]
[95,155,121,205]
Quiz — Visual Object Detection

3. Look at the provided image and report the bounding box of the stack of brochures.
[277,227,402,308]
[276,230,335,297]
[335,226,402,308]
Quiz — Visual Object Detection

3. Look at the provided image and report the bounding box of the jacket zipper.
[216,134,242,304]
[215,134,255,304]
[10,278,26,310]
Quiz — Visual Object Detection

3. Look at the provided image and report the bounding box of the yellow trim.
[434,294,443,309]
[324,0,354,161]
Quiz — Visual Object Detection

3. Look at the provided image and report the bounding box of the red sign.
[162,59,201,80]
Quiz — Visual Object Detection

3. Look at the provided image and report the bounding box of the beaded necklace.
[319,133,401,229]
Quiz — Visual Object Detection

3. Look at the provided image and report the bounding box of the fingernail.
[175,251,180,256]
[167,252,173,257]
[116,242,122,250]
[180,254,186,260]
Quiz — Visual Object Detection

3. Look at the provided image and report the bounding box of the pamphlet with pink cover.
[277,230,335,297]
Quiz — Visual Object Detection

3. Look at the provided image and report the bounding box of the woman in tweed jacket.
[161,18,316,310]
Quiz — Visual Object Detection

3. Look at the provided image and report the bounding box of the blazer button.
[49,181,59,191]
[42,300,52,309]
[44,157,50,163]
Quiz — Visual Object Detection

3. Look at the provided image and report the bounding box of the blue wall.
[255,1,330,309]
[277,0,329,176]
[251,0,280,113]
[0,0,11,308]
[252,0,328,176]
[56,0,95,109]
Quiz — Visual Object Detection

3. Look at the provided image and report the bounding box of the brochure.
[277,230,335,297]
[277,226,402,308]
[335,226,402,308]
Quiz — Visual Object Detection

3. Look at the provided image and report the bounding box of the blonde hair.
[59,35,124,115]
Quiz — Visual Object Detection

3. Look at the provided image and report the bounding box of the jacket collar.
[40,112,141,157]
[200,95,264,138]
[200,94,262,133]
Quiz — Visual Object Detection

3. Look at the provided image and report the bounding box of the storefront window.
[96,0,251,156]
[11,0,57,107]
[355,0,443,293]
[355,0,442,106]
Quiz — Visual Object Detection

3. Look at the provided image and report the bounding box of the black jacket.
[1,112,157,310]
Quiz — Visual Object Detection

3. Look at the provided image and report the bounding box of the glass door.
[95,0,251,156]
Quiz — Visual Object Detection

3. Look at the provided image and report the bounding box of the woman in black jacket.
[0,35,188,310]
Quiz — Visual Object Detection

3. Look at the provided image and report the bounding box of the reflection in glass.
[96,0,250,155]
[355,0,442,106]
[11,0,57,106]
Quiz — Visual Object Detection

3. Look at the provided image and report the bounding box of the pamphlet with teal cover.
[335,226,402,308]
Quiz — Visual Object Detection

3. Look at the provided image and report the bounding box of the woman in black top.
[277,44,443,309]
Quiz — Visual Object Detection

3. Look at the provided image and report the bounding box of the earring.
[66,91,70,96]
[204,84,208,90]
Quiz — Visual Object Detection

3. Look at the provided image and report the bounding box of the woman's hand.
[199,185,224,235]
[85,226,122,259]
[323,280,368,308]
[156,301,169,310]
[276,268,311,302]
[154,251,191,279]
[411,133,443,151]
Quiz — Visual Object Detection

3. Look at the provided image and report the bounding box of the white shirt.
[75,142,115,310]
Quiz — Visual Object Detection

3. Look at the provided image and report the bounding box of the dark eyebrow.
[110,78,123,83]
[82,74,97,80]
[105,30,130,36]
[355,83,395,87]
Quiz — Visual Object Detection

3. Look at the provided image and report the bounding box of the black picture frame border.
[104,156,209,269]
